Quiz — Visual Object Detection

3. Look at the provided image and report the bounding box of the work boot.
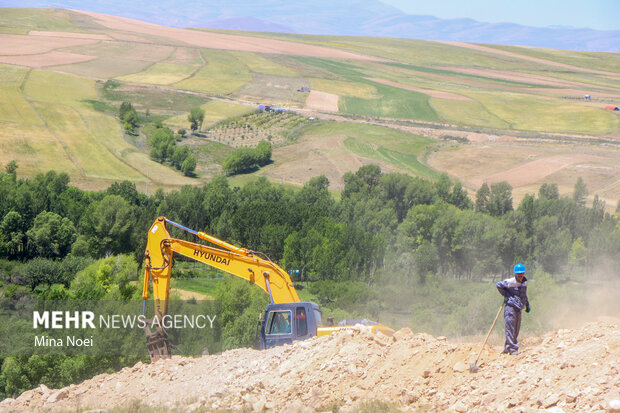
[509,351,519,355]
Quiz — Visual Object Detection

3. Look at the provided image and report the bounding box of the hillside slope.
[3,320,619,412]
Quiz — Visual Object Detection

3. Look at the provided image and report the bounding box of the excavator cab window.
[266,310,292,335]
[296,307,307,337]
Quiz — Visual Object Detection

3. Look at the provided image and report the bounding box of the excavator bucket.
[144,324,171,362]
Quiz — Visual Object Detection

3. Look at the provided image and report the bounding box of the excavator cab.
[260,302,321,349]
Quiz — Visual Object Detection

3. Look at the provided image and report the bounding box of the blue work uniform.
[496,276,529,354]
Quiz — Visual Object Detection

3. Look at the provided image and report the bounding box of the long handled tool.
[469,303,504,373]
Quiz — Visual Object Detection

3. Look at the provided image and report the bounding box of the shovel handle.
[473,303,504,367]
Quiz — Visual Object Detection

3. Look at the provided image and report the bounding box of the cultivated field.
[0,7,619,204]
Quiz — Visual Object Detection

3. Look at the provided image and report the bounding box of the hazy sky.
[382,0,619,31]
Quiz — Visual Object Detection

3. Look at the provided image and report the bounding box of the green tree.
[79,195,136,257]
[215,277,269,350]
[0,211,26,259]
[573,177,588,206]
[434,173,452,203]
[591,194,606,222]
[181,155,196,176]
[119,102,133,120]
[119,102,138,133]
[487,181,513,216]
[149,127,175,162]
[538,183,559,200]
[569,237,587,272]
[533,216,571,273]
[171,146,191,169]
[26,211,76,258]
[123,110,139,133]
[188,107,205,134]
[5,160,18,175]
[413,241,439,284]
[255,140,272,166]
[475,182,490,213]
[448,181,472,210]
[70,255,138,300]
[222,148,257,175]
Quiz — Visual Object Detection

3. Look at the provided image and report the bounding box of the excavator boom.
[141,217,390,361]
[143,217,300,308]
[142,217,302,360]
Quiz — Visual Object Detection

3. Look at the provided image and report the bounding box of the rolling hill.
[0,7,619,207]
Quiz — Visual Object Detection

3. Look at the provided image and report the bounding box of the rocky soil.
[2,320,619,412]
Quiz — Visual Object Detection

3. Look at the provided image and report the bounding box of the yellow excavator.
[142,216,392,361]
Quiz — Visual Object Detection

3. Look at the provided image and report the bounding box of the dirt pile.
[2,320,619,412]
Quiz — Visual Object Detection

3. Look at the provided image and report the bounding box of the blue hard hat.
[514,264,526,274]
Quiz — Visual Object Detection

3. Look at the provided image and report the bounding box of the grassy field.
[206,29,555,70]
[165,100,255,130]
[116,63,198,85]
[430,98,510,129]
[171,278,221,298]
[484,44,620,74]
[23,69,97,104]
[230,51,299,77]
[300,122,438,178]
[58,41,175,79]
[340,81,439,120]
[308,77,379,98]
[292,57,440,120]
[0,65,42,125]
[174,49,252,94]
[101,81,211,114]
[11,69,194,188]
[464,91,618,134]
[0,8,95,35]
[379,62,558,89]
[238,74,308,105]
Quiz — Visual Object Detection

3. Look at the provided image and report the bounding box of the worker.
[273,312,291,334]
[496,264,530,355]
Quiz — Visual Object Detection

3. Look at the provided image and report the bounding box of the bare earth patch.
[29,31,112,41]
[0,51,97,68]
[0,34,98,55]
[170,288,208,300]
[478,154,605,188]
[73,10,385,62]
[366,77,472,100]
[305,90,339,112]
[426,138,620,208]
[170,47,201,64]
[263,133,397,190]
[106,32,155,43]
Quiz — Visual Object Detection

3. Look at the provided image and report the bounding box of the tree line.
[222,140,272,175]
[1,163,618,285]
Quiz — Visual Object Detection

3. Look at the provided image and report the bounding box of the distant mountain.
[3,0,619,52]
[203,17,295,33]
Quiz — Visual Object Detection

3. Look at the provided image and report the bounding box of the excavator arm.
[141,217,300,360]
